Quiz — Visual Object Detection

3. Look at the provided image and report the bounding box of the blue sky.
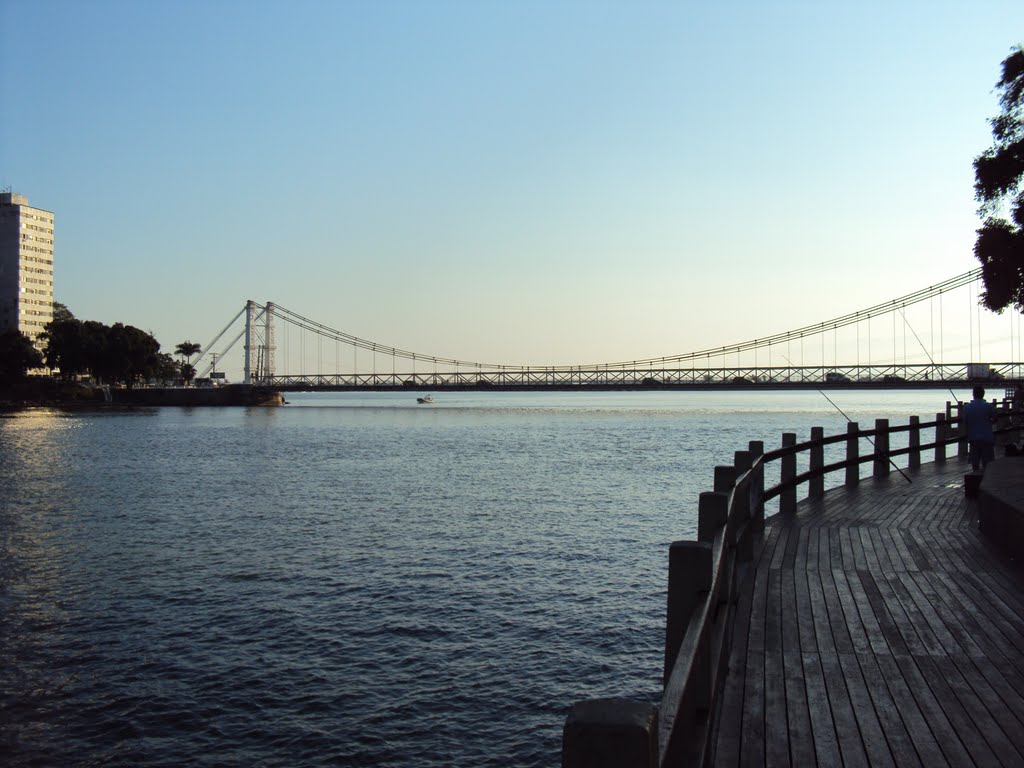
[2,0,1022,374]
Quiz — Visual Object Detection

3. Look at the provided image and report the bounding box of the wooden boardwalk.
[712,459,1024,767]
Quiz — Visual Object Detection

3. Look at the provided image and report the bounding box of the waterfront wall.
[112,384,284,407]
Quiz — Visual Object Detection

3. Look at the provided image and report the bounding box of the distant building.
[0,192,54,347]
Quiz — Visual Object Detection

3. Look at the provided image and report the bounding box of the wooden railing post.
[748,440,765,534]
[809,426,824,498]
[909,415,921,469]
[935,413,946,463]
[733,450,754,561]
[714,466,736,493]
[780,433,797,514]
[734,450,753,475]
[698,491,729,544]
[697,491,734,604]
[562,698,659,768]
[733,450,753,521]
[956,401,967,457]
[664,540,713,686]
[845,421,860,486]
[873,418,890,478]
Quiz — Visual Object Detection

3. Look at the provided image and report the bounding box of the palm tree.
[174,341,202,365]
[174,341,202,386]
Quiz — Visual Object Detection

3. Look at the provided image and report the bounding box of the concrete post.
[874,419,890,478]
[845,421,860,487]
[562,698,659,768]
[809,426,824,498]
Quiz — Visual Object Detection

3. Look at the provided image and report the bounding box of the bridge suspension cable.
[264,267,983,373]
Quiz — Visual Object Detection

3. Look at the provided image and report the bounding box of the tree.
[175,340,202,364]
[154,352,179,383]
[974,46,1024,312]
[52,302,74,323]
[40,318,91,380]
[103,323,161,388]
[41,318,162,386]
[180,362,196,385]
[0,330,44,381]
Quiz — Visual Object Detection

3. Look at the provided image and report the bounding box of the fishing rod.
[782,354,913,484]
[897,307,962,404]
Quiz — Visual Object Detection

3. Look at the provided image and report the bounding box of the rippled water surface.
[0,390,954,766]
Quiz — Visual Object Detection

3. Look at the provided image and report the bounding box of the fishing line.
[782,354,912,484]
[898,307,960,404]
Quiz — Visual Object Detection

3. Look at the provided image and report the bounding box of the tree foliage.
[40,318,164,387]
[0,330,44,381]
[52,302,75,323]
[974,46,1024,312]
[175,340,202,363]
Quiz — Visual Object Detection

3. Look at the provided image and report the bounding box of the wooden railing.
[562,399,1023,768]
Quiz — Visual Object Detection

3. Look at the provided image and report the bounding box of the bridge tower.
[243,301,275,385]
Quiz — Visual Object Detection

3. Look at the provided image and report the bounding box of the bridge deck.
[712,459,1024,767]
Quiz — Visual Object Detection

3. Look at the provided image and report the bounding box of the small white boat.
[416,395,434,404]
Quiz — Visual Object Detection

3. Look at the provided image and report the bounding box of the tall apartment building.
[0,192,54,346]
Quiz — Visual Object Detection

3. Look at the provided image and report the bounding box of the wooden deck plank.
[950,655,1024,759]
[713,556,758,766]
[801,652,843,767]
[842,569,891,656]
[818,651,869,767]
[855,569,912,656]
[859,526,882,574]
[872,654,953,767]
[794,563,818,659]
[835,653,895,768]
[905,570,985,658]
[873,526,904,574]
[779,567,801,657]
[853,651,933,768]
[736,525,781,767]
[763,648,790,768]
[805,565,837,656]
[829,569,872,655]
[932,655,1024,764]
[818,567,855,655]
[912,654,1002,767]
[712,459,1024,768]
[782,650,815,767]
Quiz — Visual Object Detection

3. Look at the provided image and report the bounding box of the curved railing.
[562,398,1023,767]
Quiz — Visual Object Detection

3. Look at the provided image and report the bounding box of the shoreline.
[0,380,284,409]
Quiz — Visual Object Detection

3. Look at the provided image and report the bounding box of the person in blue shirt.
[963,385,996,472]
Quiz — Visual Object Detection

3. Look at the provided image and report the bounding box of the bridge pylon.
[243,300,275,385]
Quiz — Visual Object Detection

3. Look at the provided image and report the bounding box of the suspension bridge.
[192,268,1023,391]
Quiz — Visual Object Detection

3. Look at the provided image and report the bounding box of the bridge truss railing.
[265,361,1022,389]
[562,398,1024,767]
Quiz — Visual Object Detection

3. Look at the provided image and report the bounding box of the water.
[0,389,958,766]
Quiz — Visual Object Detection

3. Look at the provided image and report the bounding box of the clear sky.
[2,0,1022,374]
